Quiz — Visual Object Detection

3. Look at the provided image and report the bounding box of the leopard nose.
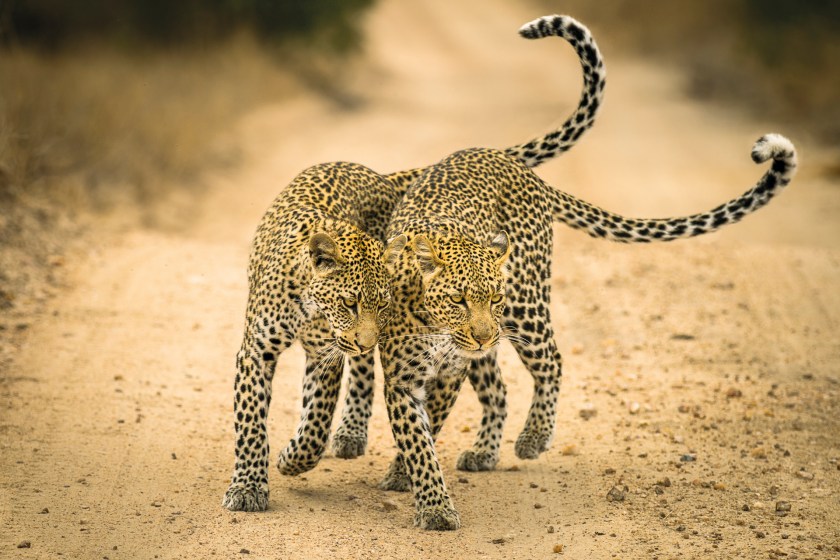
[471,329,493,346]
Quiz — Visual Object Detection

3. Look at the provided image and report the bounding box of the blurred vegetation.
[0,0,375,51]
[542,0,840,143]
[0,0,376,313]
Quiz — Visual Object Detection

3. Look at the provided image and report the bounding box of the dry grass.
[0,36,314,318]
[0,36,302,208]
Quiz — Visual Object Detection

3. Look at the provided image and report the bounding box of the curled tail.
[549,134,798,242]
[386,14,606,194]
[505,15,606,167]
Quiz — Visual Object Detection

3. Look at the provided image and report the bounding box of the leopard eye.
[491,293,505,304]
[378,298,390,310]
[449,294,465,305]
[342,296,357,310]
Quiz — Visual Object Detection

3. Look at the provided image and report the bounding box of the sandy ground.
[2,0,840,558]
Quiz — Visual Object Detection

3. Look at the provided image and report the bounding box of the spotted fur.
[331,14,607,461]
[221,162,407,512]
[377,134,796,529]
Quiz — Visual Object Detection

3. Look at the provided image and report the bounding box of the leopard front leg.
[381,343,461,531]
[222,333,290,512]
[457,351,506,472]
[331,352,375,459]
[508,322,563,460]
[277,323,345,476]
[381,365,466,492]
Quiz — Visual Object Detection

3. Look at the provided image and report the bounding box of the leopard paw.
[331,431,367,459]
[456,449,499,472]
[276,446,318,476]
[514,429,551,460]
[378,469,411,492]
[414,504,461,531]
[222,483,268,512]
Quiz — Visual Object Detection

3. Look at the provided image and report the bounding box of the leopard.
[222,13,607,512]
[328,13,608,464]
[221,161,408,512]
[377,133,797,530]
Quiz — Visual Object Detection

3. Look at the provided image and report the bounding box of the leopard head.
[407,231,511,356]
[307,231,407,356]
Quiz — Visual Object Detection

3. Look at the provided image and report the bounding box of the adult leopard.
[378,134,797,530]
[221,162,408,512]
[329,13,607,462]
[223,13,606,512]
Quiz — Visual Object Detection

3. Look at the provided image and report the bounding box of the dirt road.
[2,0,839,558]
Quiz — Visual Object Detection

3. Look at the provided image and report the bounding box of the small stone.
[795,470,814,481]
[656,478,672,487]
[726,388,743,398]
[457,477,469,484]
[606,485,628,502]
[17,541,31,549]
[604,468,616,475]
[561,443,578,456]
[672,435,685,444]
[114,375,124,381]
[547,525,555,534]
[460,425,471,433]
[628,402,640,415]
[39,508,49,514]
[713,482,726,491]
[742,504,751,512]
[775,501,791,515]
[151,502,161,507]
[579,404,597,421]
[347,495,358,501]
[534,503,544,509]
[240,549,250,554]
[749,447,768,459]
[529,482,539,488]
[171,453,177,460]
[553,544,564,553]
[755,531,765,539]
[382,500,399,512]
[680,454,696,462]
[491,537,506,545]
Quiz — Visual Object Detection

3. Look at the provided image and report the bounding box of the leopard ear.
[489,231,511,267]
[410,234,445,279]
[383,234,408,275]
[309,232,343,275]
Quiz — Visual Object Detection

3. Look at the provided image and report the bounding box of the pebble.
[458,477,469,484]
[547,525,555,534]
[240,548,250,554]
[726,388,743,398]
[579,404,597,421]
[17,541,31,549]
[529,482,539,488]
[39,508,49,514]
[795,470,814,481]
[606,485,628,502]
[656,478,672,487]
[628,401,640,415]
[561,444,578,456]
[755,531,765,539]
[553,544,564,553]
[534,503,544,509]
[382,500,399,512]
[680,454,696,462]
[775,501,791,515]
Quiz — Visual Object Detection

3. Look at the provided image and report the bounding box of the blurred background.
[1,0,838,312]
